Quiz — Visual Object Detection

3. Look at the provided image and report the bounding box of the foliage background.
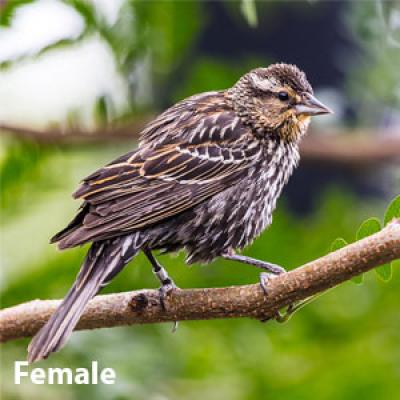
[1,1,399,399]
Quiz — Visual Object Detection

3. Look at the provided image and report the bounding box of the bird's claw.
[259,267,285,297]
[259,270,294,323]
[273,304,295,323]
[275,296,320,323]
[158,281,178,309]
[158,280,179,331]
[171,321,179,333]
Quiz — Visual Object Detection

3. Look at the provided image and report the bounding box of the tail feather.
[28,235,140,363]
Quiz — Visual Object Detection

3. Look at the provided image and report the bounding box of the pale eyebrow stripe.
[251,74,279,92]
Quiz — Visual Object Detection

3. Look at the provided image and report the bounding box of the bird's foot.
[259,267,286,296]
[158,280,180,332]
[159,280,179,309]
[259,271,293,323]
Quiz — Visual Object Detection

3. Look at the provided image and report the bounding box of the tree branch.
[1,220,399,343]
[1,122,399,165]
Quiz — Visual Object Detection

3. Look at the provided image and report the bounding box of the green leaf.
[331,237,347,252]
[384,195,400,225]
[241,0,258,27]
[376,263,392,282]
[356,217,381,240]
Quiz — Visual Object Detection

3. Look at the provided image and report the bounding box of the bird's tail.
[27,234,141,363]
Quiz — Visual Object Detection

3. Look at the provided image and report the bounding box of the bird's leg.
[221,253,286,278]
[143,248,178,305]
[222,252,292,322]
[143,248,179,331]
[221,252,286,297]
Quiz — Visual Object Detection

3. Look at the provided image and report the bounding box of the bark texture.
[1,219,399,343]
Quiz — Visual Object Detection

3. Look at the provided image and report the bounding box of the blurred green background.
[1,1,399,399]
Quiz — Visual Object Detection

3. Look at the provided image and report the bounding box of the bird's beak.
[295,93,333,116]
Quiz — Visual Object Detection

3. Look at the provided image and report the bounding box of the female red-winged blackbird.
[28,63,331,362]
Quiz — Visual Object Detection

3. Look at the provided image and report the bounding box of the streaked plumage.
[28,63,331,363]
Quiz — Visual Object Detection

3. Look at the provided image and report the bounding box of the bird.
[27,63,332,363]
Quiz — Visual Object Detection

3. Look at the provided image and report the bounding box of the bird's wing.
[53,108,260,247]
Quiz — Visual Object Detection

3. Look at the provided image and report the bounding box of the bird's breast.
[238,140,299,243]
[198,140,300,252]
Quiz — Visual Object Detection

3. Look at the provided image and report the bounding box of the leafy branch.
[332,195,400,283]
[1,219,399,346]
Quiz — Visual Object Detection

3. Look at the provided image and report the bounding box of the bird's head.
[230,63,332,142]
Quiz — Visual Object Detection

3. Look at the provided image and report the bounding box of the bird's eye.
[278,91,289,101]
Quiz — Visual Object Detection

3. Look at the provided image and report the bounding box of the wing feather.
[53,96,261,248]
